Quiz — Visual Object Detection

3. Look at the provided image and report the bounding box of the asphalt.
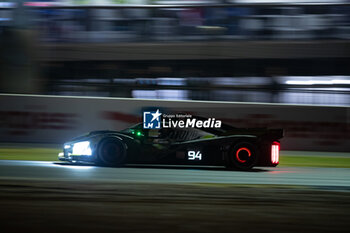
[0,160,349,187]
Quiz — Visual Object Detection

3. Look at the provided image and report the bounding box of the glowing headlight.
[64,144,71,149]
[72,141,92,156]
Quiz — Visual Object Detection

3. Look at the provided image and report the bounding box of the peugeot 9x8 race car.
[58,119,283,170]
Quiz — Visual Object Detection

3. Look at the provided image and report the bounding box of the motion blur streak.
[0,160,349,187]
[0,2,349,106]
[0,1,349,233]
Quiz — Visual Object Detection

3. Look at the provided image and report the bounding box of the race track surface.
[0,160,349,187]
[1,160,350,233]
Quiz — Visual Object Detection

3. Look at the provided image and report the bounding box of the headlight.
[72,141,92,156]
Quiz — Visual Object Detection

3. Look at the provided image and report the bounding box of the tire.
[226,141,258,171]
[97,137,126,166]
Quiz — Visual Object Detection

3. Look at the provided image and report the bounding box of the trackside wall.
[0,94,349,151]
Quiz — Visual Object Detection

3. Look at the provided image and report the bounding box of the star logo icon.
[151,109,162,122]
[143,109,162,129]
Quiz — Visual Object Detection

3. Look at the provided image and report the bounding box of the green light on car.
[130,129,142,136]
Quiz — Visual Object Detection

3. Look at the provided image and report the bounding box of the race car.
[58,120,283,170]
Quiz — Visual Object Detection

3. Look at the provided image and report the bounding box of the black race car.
[58,121,283,170]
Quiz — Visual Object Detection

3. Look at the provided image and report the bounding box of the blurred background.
[0,0,349,105]
[1,3,350,232]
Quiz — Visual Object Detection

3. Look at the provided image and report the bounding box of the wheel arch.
[96,135,128,166]
[223,136,260,170]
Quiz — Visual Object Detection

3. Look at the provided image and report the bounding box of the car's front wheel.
[97,137,126,166]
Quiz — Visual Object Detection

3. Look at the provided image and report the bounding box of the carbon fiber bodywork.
[59,122,283,170]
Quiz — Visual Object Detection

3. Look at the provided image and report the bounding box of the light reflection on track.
[0,160,349,187]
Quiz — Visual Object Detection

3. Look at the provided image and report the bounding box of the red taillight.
[271,141,280,164]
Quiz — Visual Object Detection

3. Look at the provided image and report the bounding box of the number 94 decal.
[188,151,202,160]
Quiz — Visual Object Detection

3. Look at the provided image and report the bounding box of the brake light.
[271,141,280,164]
[236,147,251,163]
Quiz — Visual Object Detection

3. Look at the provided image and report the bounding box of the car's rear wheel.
[226,142,258,171]
[97,137,126,166]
